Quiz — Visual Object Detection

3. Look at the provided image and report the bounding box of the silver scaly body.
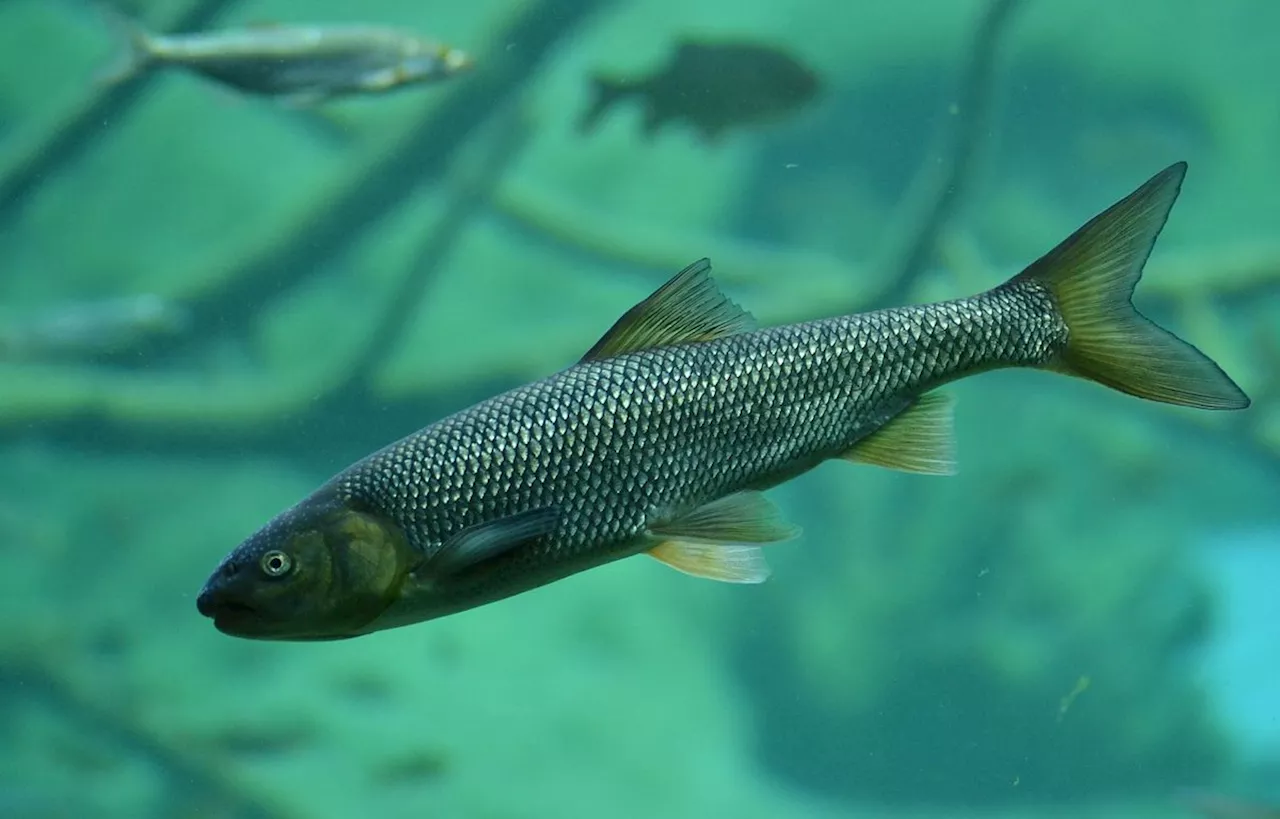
[340,279,1062,627]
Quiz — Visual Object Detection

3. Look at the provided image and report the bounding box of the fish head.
[196,492,417,640]
[401,42,473,82]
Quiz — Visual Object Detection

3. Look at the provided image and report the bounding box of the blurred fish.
[197,162,1248,641]
[1178,789,1280,819]
[580,39,820,142]
[98,13,472,104]
[0,294,188,359]
[1056,674,1090,722]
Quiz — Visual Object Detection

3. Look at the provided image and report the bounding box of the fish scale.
[330,281,1065,572]
[196,162,1251,641]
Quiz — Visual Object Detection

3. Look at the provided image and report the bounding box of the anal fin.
[841,392,957,475]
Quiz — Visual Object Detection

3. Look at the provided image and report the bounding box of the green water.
[1,0,1277,817]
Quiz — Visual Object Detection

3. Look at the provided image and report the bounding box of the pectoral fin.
[841,392,957,475]
[429,507,558,575]
[645,491,799,583]
[581,259,756,361]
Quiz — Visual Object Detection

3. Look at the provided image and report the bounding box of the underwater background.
[1,0,1278,817]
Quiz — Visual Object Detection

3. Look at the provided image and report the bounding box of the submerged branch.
[0,657,298,819]
[171,0,613,352]
[0,0,246,230]
[341,103,536,393]
[0,0,1272,479]
[862,0,1026,311]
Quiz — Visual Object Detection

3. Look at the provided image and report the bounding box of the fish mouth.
[212,599,256,618]
[209,605,269,638]
[196,587,259,628]
[198,591,297,639]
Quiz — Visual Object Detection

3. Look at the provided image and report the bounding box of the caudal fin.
[578,75,636,134]
[1013,161,1250,411]
[94,5,156,86]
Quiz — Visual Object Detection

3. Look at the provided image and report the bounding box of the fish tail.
[1013,161,1249,410]
[579,75,634,134]
[94,4,157,86]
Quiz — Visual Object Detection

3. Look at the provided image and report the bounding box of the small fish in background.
[580,39,821,143]
[97,10,473,105]
[1056,674,1090,722]
[1178,789,1280,819]
[196,162,1249,642]
[0,294,189,360]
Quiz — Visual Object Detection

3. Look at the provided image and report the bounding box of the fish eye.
[260,550,293,578]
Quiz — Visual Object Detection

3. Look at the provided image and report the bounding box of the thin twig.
[863,0,1025,310]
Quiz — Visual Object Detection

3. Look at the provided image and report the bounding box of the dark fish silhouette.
[580,40,820,142]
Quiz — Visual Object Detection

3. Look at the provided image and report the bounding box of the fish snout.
[443,48,472,73]
[195,585,219,618]
[196,558,252,620]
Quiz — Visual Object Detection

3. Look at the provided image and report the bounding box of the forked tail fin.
[1012,161,1250,410]
[94,4,157,86]
[578,75,637,134]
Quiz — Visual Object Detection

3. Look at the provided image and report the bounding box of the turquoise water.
[1197,531,1280,773]
[2,1,1278,817]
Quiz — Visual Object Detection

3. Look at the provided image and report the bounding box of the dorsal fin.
[581,259,756,362]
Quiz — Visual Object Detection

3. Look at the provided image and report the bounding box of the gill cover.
[205,497,418,641]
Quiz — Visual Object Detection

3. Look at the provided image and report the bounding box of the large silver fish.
[100,16,471,103]
[196,162,1249,641]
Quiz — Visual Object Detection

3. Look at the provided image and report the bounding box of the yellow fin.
[841,393,957,475]
[1014,161,1249,410]
[647,541,771,584]
[581,258,756,361]
[648,491,801,545]
[644,492,797,583]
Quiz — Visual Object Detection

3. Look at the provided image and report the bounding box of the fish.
[0,294,189,359]
[98,14,472,104]
[196,162,1249,641]
[579,40,820,143]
